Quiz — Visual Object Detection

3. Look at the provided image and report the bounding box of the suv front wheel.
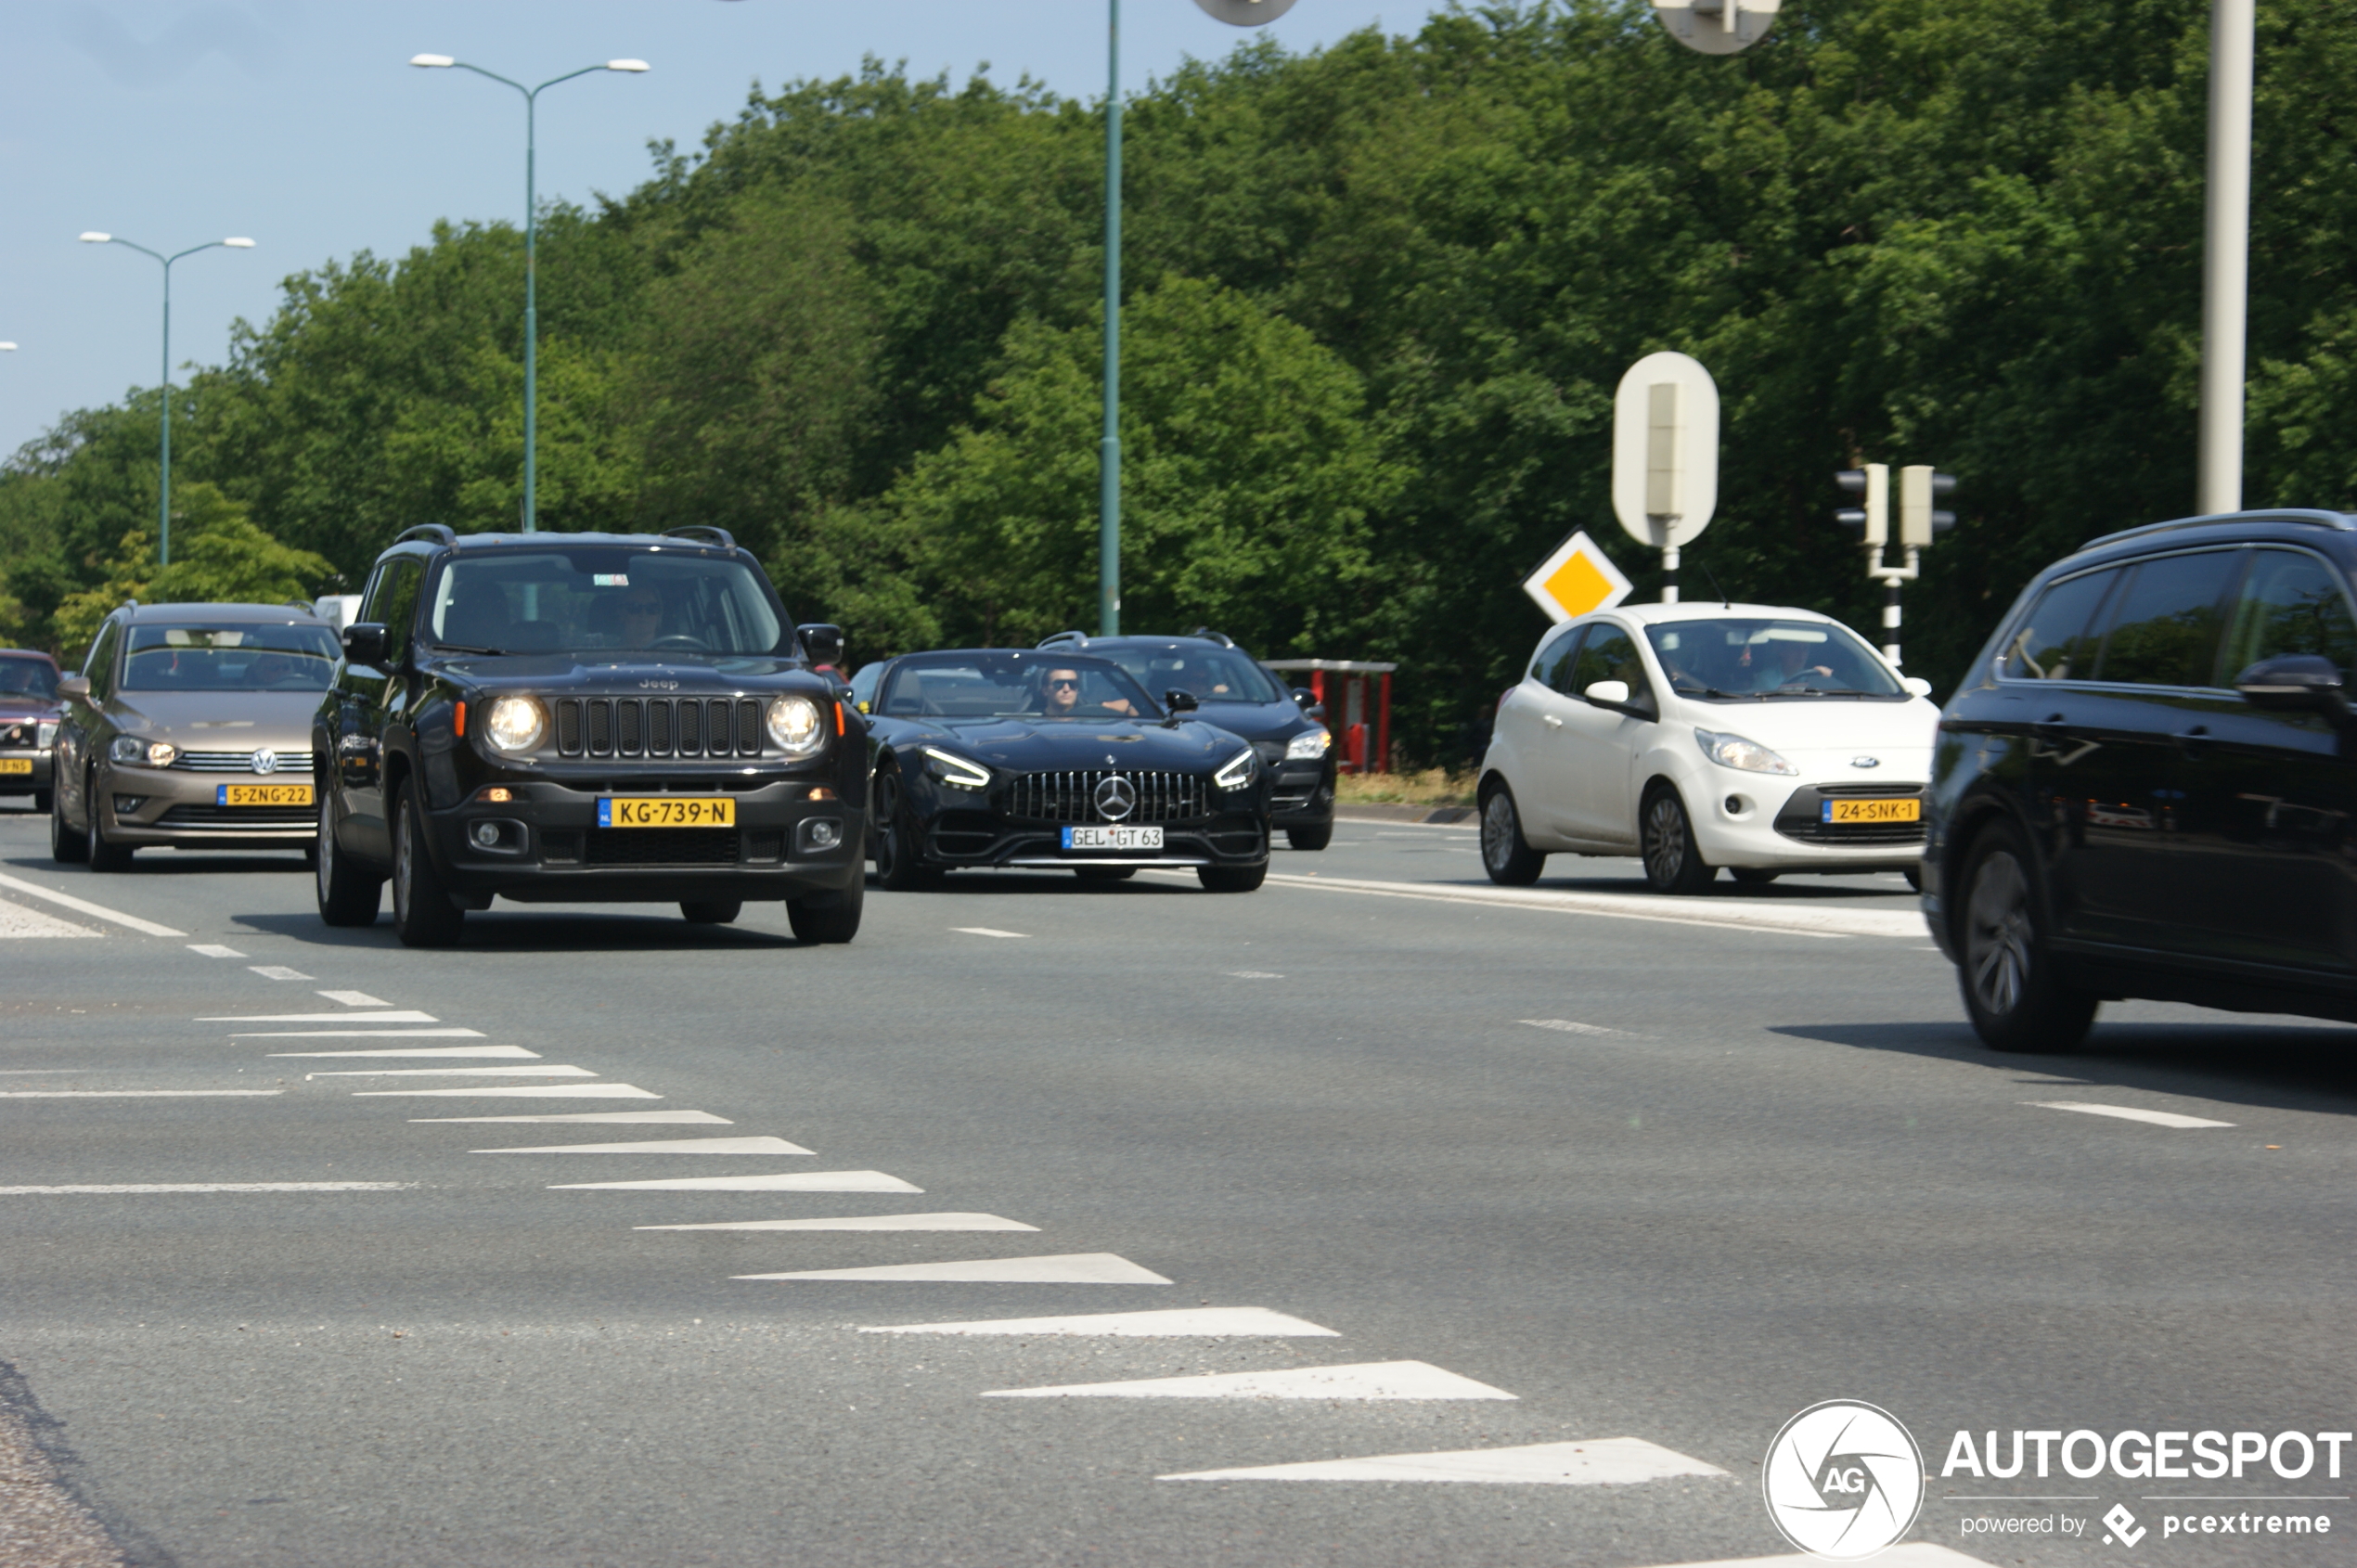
[1956,818,2097,1052]
[391,779,466,948]
[316,786,383,927]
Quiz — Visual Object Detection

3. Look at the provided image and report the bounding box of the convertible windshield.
[0,655,58,700]
[425,548,787,657]
[1644,618,1902,699]
[1097,647,1283,703]
[876,652,1155,720]
[122,624,339,692]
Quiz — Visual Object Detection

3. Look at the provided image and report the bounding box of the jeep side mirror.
[341,623,388,667]
[57,675,90,702]
[2235,654,2351,724]
[798,623,844,669]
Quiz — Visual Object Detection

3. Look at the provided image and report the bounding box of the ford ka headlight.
[1214,748,1256,790]
[1694,727,1796,776]
[766,695,825,757]
[922,746,989,790]
[109,736,176,767]
[483,695,549,755]
[1283,727,1332,761]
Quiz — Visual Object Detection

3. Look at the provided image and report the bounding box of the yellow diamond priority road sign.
[1521,530,1633,624]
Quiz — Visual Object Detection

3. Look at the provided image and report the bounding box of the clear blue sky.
[1,1,1432,459]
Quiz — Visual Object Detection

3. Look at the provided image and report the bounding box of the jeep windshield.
[422,548,789,658]
[1644,618,1903,700]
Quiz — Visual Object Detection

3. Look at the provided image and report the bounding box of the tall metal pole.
[159,259,174,565]
[2198,0,2254,516]
[524,88,540,533]
[1099,0,1123,636]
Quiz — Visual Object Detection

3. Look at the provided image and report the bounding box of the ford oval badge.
[1851,755,1881,768]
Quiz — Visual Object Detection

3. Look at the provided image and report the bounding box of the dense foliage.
[5,1,2351,761]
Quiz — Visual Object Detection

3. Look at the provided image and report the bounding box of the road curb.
[1334,804,1475,825]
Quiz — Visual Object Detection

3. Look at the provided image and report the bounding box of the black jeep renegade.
[312,525,866,947]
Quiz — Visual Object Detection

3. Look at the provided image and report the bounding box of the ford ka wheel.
[1640,786,1713,894]
[1957,821,2096,1053]
[1479,785,1544,886]
[315,785,382,927]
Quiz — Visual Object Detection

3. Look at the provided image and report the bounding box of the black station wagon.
[1924,509,2357,1050]
[313,526,865,947]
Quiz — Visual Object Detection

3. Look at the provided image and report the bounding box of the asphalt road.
[2,805,2352,1568]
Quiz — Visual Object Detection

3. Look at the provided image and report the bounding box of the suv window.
[2092,549,2238,688]
[2000,568,2120,681]
[1565,623,1651,702]
[364,559,424,665]
[84,618,124,699]
[2221,547,2357,679]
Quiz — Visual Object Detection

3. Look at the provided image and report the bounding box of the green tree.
[53,483,332,656]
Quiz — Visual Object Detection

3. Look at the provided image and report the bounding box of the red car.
[0,649,63,813]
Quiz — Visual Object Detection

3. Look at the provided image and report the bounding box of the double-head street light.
[410,53,650,533]
[79,232,256,567]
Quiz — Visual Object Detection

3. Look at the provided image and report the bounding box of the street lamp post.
[410,54,649,534]
[79,232,256,567]
[2198,0,2254,515]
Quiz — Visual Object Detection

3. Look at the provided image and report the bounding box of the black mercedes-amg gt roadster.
[858,649,1271,892]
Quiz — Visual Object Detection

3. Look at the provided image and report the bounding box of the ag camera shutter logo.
[1763,1400,1926,1560]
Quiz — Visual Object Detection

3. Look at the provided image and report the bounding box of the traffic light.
[1834,464,1887,546]
[1899,466,1957,546]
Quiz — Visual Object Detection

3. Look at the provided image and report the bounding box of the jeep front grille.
[554,697,765,761]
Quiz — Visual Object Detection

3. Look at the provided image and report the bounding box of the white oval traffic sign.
[1612,351,1719,549]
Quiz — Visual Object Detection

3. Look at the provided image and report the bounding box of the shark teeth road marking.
[951,926,1029,939]
[316,990,389,1007]
[647,1213,1033,1232]
[408,1111,731,1125]
[306,1066,593,1080]
[0,1182,411,1194]
[983,1359,1513,1400]
[0,871,185,936]
[740,1252,1166,1284]
[2026,1100,2235,1129]
[353,1084,659,1099]
[472,1136,812,1155]
[1520,1019,1624,1036]
[187,944,246,958]
[247,966,314,980]
[200,1011,439,1023]
[552,1171,919,1192]
[0,900,97,938]
[270,1045,539,1060]
[1160,1435,1726,1484]
[0,1089,285,1098]
[862,1306,1338,1337]
[233,1028,485,1039]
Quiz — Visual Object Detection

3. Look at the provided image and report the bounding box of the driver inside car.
[1743,635,1835,690]
[1039,667,1135,718]
[619,589,668,648]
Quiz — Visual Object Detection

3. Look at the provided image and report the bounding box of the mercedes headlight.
[1284,727,1332,761]
[922,746,989,790]
[483,695,549,755]
[766,695,825,757]
[109,736,176,767]
[1694,727,1797,776]
[1213,749,1256,790]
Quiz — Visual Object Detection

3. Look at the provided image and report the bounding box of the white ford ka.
[1477,602,1940,893]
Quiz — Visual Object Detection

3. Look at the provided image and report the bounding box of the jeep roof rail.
[662,525,737,549]
[394,524,457,547]
[2079,508,2357,553]
[1037,630,1088,648]
[1187,626,1236,648]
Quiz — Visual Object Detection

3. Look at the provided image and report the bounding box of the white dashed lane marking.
[0,1182,409,1194]
[353,1084,659,1099]
[187,943,246,958]
[0,1089,285,1099]
[739,1253,1167,1284]
[983,1360,1514,1401]
[551,1170,917,1192]
[0,872,184,935]
[200,1011,440,1024]
[471,1136,811,1155]
[1226,970,1283,979]
[234,1028,486,1038]
[410,1111,730,1125]
[248,965,314,981]
[862,1307,1337,1337]
[270,1045,539,1060]
[1520,1019,1625,1036]
[316,990,389,1007]
[1252,871,1921,940]
[305,1066,594,1080]
[1161,1434,1727,1484]
[952,927,1028,939]
[648,1213,1033,1233]
[2027,1100,2235,1129]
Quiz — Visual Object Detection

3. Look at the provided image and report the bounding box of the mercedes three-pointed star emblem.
[1094,775,1137,822]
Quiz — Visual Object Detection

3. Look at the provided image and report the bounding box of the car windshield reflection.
[122,625,339,692]
[1645,618,1902,700]
[877,653,1157,721]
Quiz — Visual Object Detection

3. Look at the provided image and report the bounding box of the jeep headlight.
[109,736,176,767]
[483,695,549,755]
[1214,748,1256,790]
[1284,727,1331,761]
[37,719,60,749]
[1694,727,1797,776]
[922,746,989,790]
[766,695,825,757]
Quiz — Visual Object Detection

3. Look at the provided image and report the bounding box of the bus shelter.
[1261,658,1397,775]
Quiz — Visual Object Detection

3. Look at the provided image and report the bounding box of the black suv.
[1924,509,2357,1050]
[1032,631,1337,849]
[314,525,866,947]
